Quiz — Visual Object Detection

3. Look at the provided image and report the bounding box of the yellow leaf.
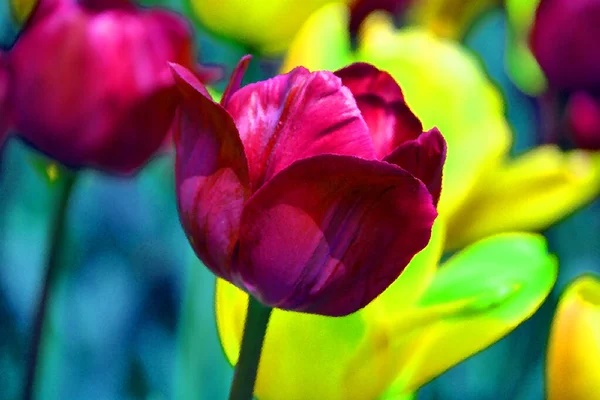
[446,146,600,250]
[186,0,353,56]
[346,233,556,395]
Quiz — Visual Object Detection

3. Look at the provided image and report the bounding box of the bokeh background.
[1,0,598,399]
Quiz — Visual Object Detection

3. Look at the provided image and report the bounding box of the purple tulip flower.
[531,0,600,149]
[171,57,446,316]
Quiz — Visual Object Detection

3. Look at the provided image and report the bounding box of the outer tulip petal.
[384,128,446,205]
[171,64,250,282]
[335,63,423,159]
[345,233,557,396]
[445,146,600,249]
[92,85,179,174]
[226,67,376,189]
[214,219,444,400]
[334,62,404,102]
[237,154,436,316]
[220,55,252,107]
[547,276,600,400]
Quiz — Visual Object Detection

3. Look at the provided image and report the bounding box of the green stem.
[228,296,272,400]
[23,170,77,400]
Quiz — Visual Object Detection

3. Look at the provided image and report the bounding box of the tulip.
[282,3,600,250]
[547,275,600,400]
[185,0,354,55]
[6,0,217,174]
[530,0,600,150]
[171,56,445,316]
[530,0,600,92]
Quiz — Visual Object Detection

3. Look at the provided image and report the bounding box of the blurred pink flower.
[531,0,600,149]
[6,0,217,173]
[171,57,445,316]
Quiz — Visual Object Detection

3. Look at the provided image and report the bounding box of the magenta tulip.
[530,0,600,92]
[171,57,445,316]
[5,0,217,173]
[530,0,600,149]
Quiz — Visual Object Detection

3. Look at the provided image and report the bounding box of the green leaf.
[365,233,557,396]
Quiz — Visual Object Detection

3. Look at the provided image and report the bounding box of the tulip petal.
[215,220,443,400]
[334,62,404,102]
[384,128,446,205]
[171,63,251,282]
[226,67,376,189]
[170,63,213,99]
[445,146,600,249]
[237,154,436,316]
[530,0,600,90]
[92,85,179,174]
[220,55,252,108]
[335,63,424,159]
[345,233,557,395]
[547,276,600,400]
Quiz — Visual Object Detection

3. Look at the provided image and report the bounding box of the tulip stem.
[228,296,272,400]
[23,169,77,400]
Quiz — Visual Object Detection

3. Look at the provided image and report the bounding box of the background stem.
[23,170,77,400]
[228,296,272,400]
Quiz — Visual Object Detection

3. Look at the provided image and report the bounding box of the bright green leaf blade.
[504,0,547,95]
[346,233,557,396]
